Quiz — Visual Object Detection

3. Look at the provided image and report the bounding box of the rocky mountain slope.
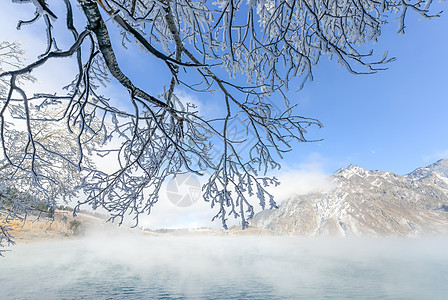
[251,160,448,237]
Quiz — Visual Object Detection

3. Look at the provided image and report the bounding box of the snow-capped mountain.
[250,160,448,237]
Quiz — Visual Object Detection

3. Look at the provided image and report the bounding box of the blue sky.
[1,1,447,228]
[289,7,448,175]
[106,1,448,176]
[3,1,446,176]
[113,2,448,176]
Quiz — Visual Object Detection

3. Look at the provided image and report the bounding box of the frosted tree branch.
[0,0,441,247]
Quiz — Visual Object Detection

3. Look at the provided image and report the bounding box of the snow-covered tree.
[0,41,101,252]
[0,101,102,251]
[0,0,441,240]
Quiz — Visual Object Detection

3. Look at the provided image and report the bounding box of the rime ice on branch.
[0,0,440,239]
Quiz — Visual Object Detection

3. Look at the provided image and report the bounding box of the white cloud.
[267,165,335,203]
[175,89,223,119]
[0,2,88,97]
[137,154,336,229]
[1,4,45,56]
[138,181,219,230]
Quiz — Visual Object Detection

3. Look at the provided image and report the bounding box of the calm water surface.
[1,235,447,299]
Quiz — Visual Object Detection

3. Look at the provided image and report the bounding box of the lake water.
[1,235,447,299]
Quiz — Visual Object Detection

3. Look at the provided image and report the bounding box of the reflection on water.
[1,235,448,299]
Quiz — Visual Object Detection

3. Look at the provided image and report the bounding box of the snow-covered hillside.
[251,160,448,237]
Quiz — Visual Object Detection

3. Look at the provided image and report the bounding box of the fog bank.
[1,236,448,299]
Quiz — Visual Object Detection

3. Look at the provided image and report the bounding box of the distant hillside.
[250,160,448,237]
[4,209,109,243]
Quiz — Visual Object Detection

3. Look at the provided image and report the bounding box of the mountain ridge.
[251,160,448,237]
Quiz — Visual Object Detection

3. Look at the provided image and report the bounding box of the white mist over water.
[1,235,448,299]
